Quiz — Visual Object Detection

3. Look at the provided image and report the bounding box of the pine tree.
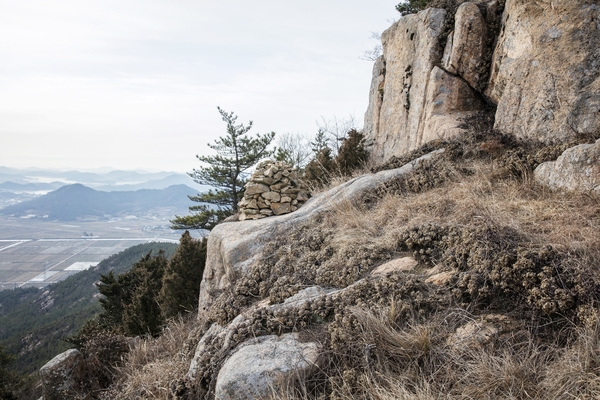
[171,107,275,230]
[121,252,167,337]
[396,0,431,16]
[0,345,21,400]
[335,129,368,175]
[159,231,207,318]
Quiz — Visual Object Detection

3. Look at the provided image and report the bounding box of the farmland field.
[0,215,185,291]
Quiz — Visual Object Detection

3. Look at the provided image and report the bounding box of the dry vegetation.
[106,115,600,399]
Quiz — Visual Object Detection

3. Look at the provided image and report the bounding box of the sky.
[0,1,398,173]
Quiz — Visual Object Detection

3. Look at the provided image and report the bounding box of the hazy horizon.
[1,1,398,173]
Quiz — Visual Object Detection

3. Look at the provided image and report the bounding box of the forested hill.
[0,242,178,374]
[0,183,199,220]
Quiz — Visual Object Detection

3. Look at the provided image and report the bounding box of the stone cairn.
[238,160,310,221]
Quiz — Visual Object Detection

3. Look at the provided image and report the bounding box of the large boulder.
[534,139,600,193]
[39,349,87,400]
[487,0,600,142]
[199,150,444,313]
[215,333,320,400]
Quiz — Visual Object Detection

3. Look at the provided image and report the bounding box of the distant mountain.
[95,174,212,192]
[0,181,65,192]
[0,184,201,220]
[0,167,209,193]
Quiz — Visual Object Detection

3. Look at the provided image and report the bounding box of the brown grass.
[100,314,204,400]
[103,137,599,399]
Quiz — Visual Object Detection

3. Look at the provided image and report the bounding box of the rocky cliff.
[364,0,600,164]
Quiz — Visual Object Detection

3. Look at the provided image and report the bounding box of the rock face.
[365,0,600,163]
[534,139,600,192]
[238,160,310,221]
[488,0,600,142]
[366,8,456,161]
[442,2,487,90]
[199,149,444,312]
[39,349,86,400]
[215,333,320,400]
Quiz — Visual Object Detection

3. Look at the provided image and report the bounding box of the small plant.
[396,0,431,16]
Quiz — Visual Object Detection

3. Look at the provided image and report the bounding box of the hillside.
[0,241,178,374]
[0,184,200,220]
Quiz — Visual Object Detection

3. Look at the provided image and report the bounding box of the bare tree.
[360,32,383,62]
[316,115,359,156]
[274,132,312,168]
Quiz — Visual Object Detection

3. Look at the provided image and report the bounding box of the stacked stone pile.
[238,160,310,221]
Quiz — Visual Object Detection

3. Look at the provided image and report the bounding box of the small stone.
[246,199,258,209]
[274,171,283,180]
[371,257,418,276]
[246,183,270,195]
[292,199,298,205]
[297,191,309,202]
[282,170,290,177]
[281,196,292,203]
[291,206,298,211]
[270,202,291,215]
[262,191,281,202]
[425,271,455,285]
[253,176,274,185]
[260,209,274,215]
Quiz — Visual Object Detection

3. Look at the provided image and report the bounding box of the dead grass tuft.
[99,314,204,400]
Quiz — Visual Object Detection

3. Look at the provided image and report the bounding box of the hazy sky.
[0,1,398,173]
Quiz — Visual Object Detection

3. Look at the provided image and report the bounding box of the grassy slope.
[0,242,178,374]
[102,125,600,399]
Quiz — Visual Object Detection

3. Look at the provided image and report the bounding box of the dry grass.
[100,314,204,400]
[102,135,599,399]
[326,161,599,256]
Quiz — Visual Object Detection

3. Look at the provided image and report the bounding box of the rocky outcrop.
[442,2,487,90]
[215,333,320,400]
[365,0,600,163]
[365,8,458,161]
[534,139,600,192]
[39,349,86,400]
[488,0,600,142]
[238,161,310,221]
[199,149,444,313]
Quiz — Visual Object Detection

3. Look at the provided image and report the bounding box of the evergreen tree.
[159,231,207,318]
[97,251,168,336]
[0,345,22,400]
[396,0,431,16]
[121,252,167,337]
[335,129,368,175]
[171,107,275,230]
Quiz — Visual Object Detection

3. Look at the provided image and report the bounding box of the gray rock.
[442,2,487,90]
[39,349,86,400]
[215,333,320,400]
[534,139,600,193]
[364,8,447,163]
[420,66,485,144]
[487,0,600,142]
[245,183,270,196]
